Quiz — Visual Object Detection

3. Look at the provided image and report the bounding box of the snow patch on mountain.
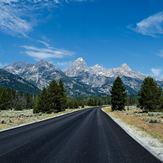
[66,58,145,80]
[5,60,62,89]
[4,58,153,96]
[65,57,89,77]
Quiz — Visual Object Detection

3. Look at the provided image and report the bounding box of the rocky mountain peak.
[91,64,105,76]
[35,60,56,70]
[65,58,146,80]
[73,57,87,66]
[120,63,132,71]
[92,64,103,69]
[3,58,150,96]
[75,57,84,62]
[65,57,88,77]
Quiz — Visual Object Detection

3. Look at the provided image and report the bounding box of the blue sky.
[0,0,163,79]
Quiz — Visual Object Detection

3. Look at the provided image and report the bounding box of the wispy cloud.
[0,0,90,36]
[22,44,74,60]
[0,1,32,36]
[38,40,51,48]
[0,62,7,68]
[132,11,163,37]
[158,50,163,58]
[55,61,73,70]
[151,68,163,80]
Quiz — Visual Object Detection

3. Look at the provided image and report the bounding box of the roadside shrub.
[148,119,161,123]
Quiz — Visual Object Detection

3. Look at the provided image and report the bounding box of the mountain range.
[0,69,39,94]
[1,57,163,96]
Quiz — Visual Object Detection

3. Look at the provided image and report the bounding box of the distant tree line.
[67,96,111,109]
[0,88,35,110]
[110,76,163,112]
[0,77,162,113]
[0,80,110,113]
[34,80,111,113]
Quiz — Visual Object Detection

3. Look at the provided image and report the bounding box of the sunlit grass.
[103,106,112,113]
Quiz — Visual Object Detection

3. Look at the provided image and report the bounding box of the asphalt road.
[0,108,161,163]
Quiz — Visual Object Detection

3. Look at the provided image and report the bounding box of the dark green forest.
[0,87,35,111]
[0,77,162,113]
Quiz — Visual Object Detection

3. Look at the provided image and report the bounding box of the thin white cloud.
[0,62,7,68]
[0,6,32,36]
[55,61,73,70]
[133,11,163,36]
[151,68,161,76]
[151,68,163,80]
[0,0,90,36]
[22,45,74,60]
[38,40,51,48]
[158,50,163,58]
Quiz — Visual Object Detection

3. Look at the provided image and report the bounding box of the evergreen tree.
[160,95,163,110]
[25,93,34,109]
[127,96,138,106]
[0,88,14,110]
[33,80,68,113]
[33,96,41,113]
[75,101,79,108]
[67,97,74,109]
[58,80,67,111]
[98,99,102,106]
[47,80,60,113]
[87,98,94,106]
[14,92,26,110]
[139,77,162,111]
[81,102,85,108]
[0,87,35,111]
[36,88,49,113]
[111,77,127,111]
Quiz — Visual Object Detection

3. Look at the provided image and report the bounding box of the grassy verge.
[103,106,163,142]
[0,108,85,131]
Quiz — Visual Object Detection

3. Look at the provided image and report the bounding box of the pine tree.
[139,77,162,111]
[111,77,127,111]
[87,98,93,106]
[33,96,40,113]
[25,93,33,109]
[81,101,85,108]
[35,88,49,113]
[47,80,60,113]
[98,99,102,106]
[47,80,68,113]
[0,87,35,111]
[73,100,79,109]
[160,95,163,110]
[67,97,74,109]
[0,88,14,110]
[58,80,67,111]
